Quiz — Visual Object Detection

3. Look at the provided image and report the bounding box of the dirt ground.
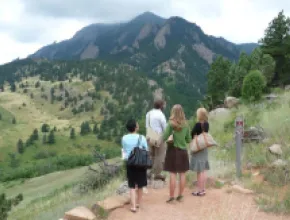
[109,187,286,220]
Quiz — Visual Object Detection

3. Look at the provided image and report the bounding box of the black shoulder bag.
[127,135,152,169]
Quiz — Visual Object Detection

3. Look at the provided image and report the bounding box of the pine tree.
[53,126,57,132]
[12,117,16,124]
[70,128,76,139]
[42,134,47,144]
[17,139,24,154]
[32,129,39,140]
[260,10,290,84]
[0,113,2,120]
[35,81,41,88]
[10,82,16,92]
[41,124,50,133]
[93,124,99,134]
[47,131,55,144]
[207,56,231,106]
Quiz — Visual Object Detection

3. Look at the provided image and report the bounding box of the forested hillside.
[0,59,162,181]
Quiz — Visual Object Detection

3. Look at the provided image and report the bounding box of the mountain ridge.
[26,12,258,113]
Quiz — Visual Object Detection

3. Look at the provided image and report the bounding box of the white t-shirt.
[145,109,167,134]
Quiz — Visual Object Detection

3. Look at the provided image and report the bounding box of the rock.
[151,180,166,189]
[271,159,287,168]
[116,181,129,195]
[224,97,239,108]
[264,93,278,100]
[96,195,130,211]
[231,185,254,194]
[285,85,290,91]
[64,206,97,220]
[268,144,283,155]
[246,162,253,170]
[209,108,230,119]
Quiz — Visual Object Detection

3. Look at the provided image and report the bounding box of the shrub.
[242,70,266,101]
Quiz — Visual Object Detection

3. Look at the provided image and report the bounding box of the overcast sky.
[0,0,289,64]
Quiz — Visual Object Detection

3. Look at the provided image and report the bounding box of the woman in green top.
[163,104,191,203]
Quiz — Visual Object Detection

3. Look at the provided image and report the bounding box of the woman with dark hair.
[122,119,148,213]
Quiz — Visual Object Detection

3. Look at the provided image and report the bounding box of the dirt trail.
[109,187,285,220]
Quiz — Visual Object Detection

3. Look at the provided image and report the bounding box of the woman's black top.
[191,122,209,138]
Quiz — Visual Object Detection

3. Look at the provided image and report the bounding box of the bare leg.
[137,188,143,207]
[201,171,207,191]
[178,172,186,196]
[197,172,202,191]
[169,172,176,198]
[130,188,137,210]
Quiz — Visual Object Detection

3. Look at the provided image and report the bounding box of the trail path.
[109,187,285,220]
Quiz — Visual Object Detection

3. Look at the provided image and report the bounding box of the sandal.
[166,197,175,203]
[130,208,137,213]
[192,190,206,196]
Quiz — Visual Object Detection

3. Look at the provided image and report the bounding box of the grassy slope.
[0,77,119,178]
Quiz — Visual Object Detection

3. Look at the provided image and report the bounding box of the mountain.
[237,43,259,54]
[29,12,249,112]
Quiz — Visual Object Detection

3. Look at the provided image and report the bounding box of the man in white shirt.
[146,99,167,181]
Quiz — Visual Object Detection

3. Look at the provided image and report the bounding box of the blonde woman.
[163,104,191,203]
[190,108,210,196]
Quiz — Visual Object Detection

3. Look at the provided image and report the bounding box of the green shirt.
[163,123,191,150]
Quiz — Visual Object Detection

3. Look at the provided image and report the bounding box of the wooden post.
[235,116,244,178]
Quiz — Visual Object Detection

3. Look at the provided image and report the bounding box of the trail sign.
[235,116,244,178]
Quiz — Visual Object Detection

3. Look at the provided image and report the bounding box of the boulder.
[116,181,129,195]
[271,159,287,168]
[268,144,283,155]
[231,185,254,194]
[64,206,97,220]
[285,85,290,91]
[96,195,130,211]
[209,108,231,119]
[224,97,239,108]
[264,94,278,100]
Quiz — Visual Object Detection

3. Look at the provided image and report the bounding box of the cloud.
[0,0,289,64]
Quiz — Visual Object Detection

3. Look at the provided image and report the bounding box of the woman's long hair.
[169,104,186,131]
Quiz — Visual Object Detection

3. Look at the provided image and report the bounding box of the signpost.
[235,116,244,178]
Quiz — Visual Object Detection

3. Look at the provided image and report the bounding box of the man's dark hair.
[126,119,137,132]
[153,99,164,110]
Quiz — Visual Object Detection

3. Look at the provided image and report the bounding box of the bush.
[242,70,266,101]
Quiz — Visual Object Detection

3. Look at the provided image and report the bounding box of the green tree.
[238,52,251,71]
[32,129,39,140]
[0,113,2,120]
[17,139,24,154]
[70,128,76,139]
[12,117,16,124]
[260,10,290,84]
[259,54,276,84]
[0,193,11,220]
[228,63,248,97]
[93,124,99,134]
[41,124,50,133]
[249,47,263,70]
[42,134,47,144]
[47,131,55,144]
[10,82,16,92]
[242,70,266,101]
[35,81,41,88]
[207,56,231,106]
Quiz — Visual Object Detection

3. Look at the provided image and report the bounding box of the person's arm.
[160,113,167,132]
[145,112,149,128]
[163,123,172,141]
[191,124,197,139]
[141,135,149,150]
[185,127,191,143]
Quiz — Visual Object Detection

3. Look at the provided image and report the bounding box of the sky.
[0,0,289,64]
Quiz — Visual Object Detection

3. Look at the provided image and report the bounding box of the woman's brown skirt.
[164,146,189,173]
